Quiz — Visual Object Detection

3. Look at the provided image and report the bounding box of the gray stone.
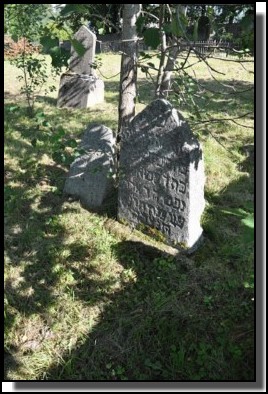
[64,124,116,209]
[118,99,205,249]
[57,73,104,109]
[57,25,105,108]
[69,26,96,75]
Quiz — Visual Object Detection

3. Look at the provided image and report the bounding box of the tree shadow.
[30,139,253,379]
[4,161,101,378]
[103,75,253,123]
[4,95,120,378]
[4,70,254,381]
[42,220,254,381]
[4,119,117,378]
[5,155,254,382]
[4,91,23,101]
[36,95,57,106]
[36,122,253,380]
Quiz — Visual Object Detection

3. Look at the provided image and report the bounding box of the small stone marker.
[118,99,205,250]
[57,26,104,109]
[64,124,116,209]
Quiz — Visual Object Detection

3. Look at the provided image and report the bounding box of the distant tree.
[4,4,52,42]
[213,4,254,50]
[197,6,211,41]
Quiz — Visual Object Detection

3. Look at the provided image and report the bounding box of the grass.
[4,52,254,381]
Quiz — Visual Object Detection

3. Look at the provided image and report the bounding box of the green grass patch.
[4,53,254,380]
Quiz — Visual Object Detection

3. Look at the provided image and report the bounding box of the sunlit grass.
[4,52,254,380]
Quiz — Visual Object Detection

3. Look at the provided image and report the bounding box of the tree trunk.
[158,41,180,98]
[118,4,141,139]
[155,4,167,97]
[158,5,187,99]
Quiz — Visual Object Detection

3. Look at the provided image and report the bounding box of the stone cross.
[69,25,96,75]
[118,99,205,250]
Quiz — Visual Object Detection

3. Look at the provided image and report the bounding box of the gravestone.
[69,25,96,75]
[57,26,104,109]
[64,124,116,209]
[118,99,205,250]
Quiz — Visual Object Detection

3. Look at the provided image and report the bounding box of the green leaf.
[171,15,182,36]
[49,46,70,69]
[35,112,45,122]
[143,28,161,49]
[139,52,152,59]
[70,38,86,57]
[57,127,66,136]
[163,23,173,34]
[221,208,246,218]
[8,105,19,113]
[243,227,254,243]
[60,4,85,16]
[240,14,254,32]
[31,138,37,147]
[40,36,59,54]
[72,151,82,158]
[49,134,61,144]
[67,139,78,148]
[49,129,65,144]
[147,62,155,69]
[52,151,66,164]
[11,34,18,43]
[241,215,254,229]
[140,66,148,73]
[136,15,146,35]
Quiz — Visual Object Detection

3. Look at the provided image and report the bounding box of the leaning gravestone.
[57,26,104,109]
[118,99,205,250]
[64,124,115,209]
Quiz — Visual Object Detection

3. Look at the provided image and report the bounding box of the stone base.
[57,73,104,109]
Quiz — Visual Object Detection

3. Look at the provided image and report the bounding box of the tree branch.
[190,111,254,125]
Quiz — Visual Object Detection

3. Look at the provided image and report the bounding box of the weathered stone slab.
[69,25,96,75]
[57,73,104,108]
[64,124,116,209]
[118,99,205,250]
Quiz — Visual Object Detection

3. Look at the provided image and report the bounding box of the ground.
[4,52,254,380]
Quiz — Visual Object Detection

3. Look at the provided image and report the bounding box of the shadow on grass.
[4,162,101,378]
[36,95,57,106]
[48,144,253,380]
[102,77,253,132]
[4,96,123,378]
[4,91,254,381]
[43,219,254,381]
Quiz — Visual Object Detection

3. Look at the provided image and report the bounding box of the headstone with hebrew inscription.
[64,124,115,209]
[118,99,205,250]
[57,26,104,109]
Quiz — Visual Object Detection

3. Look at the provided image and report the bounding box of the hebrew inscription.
[118,99,205,249]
